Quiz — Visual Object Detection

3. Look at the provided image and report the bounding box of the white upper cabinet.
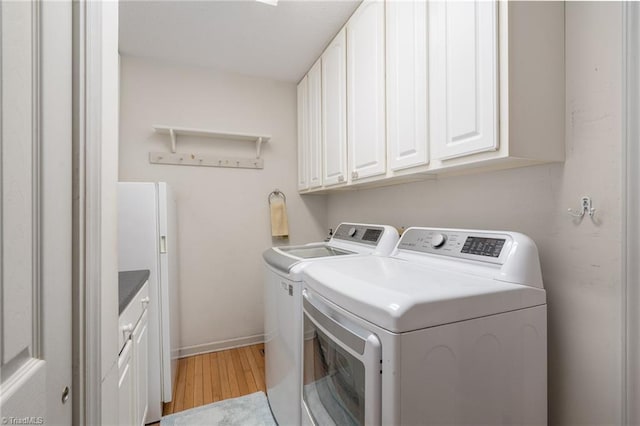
[321,28,348,187]
[386,0,429,171]
[347,0,386,181]
[297,1,564,193]
[307,59,323,189]
[296,77,309,191]
[429,0,498,160]
[297,62,322,191]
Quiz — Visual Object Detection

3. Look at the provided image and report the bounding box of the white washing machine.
[300,227,547,426]
[262,223,399,426]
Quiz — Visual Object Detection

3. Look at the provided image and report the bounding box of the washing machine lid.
[302,256,546,333]
[278,244,354,259]
[262,223,399,274]
[263,243,356,273]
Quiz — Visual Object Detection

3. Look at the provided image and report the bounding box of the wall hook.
[568,196,595,218]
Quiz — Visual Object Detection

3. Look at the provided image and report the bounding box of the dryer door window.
[302,290,382,425]
[303,320,365,425]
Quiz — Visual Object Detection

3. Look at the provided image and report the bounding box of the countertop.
[119,270,150,314]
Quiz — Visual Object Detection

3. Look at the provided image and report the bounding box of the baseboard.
[178,334,265,358]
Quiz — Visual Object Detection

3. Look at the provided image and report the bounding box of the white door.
[297,77,309,191]
[386,0,429,171]
[307,59,323,189]
[430,0,498,160]
[321,28,348,186]
[0,2,72,424]
[347,0,386,181]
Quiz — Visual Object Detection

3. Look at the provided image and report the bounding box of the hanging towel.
[270,197,289,238]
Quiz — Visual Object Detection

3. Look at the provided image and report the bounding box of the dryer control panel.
[332,223,386,246]
[397,228,511,264]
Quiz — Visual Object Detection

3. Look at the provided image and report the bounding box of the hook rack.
[268,189,286,204]
[568,196,596,219]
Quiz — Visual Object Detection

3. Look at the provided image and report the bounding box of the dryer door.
[301,289,381,426]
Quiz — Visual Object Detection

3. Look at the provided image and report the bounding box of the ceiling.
[119,0,361,83]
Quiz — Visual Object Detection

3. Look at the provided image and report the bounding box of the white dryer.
[301,227,547,426]
[262,223,399,426]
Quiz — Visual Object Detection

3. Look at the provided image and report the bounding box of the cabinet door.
[133,310,149,426]
[429,0,498,160]
[307,59,322,189]
[347,0,386,181]
[321,28,347,186]
[386,0,429,171]
[297,77,309,191]
[118,341,135,426]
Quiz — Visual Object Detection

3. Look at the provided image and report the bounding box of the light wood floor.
[162,343,266,417]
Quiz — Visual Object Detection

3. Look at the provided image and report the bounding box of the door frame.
[72,1,104,424]
[623,3,639,425]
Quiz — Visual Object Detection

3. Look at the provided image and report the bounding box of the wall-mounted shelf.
[150,125,271,169]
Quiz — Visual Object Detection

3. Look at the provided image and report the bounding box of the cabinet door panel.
[387,0,429,171]
[297,77,309,190]
[307,60,322,189]
[347,0,386,180]
[322,28,347,186]
[118,341,135,426]
[430,0,498,160]
[134,310,149,426]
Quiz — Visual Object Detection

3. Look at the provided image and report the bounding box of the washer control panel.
[461,236,505,258]
[397,228,511,264]
[333,224,385,246]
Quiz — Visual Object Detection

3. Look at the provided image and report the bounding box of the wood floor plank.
[238,346,258,393]
[194,354,204,406]
[165,345,267,418]
[184,356,196,410]
[243,345,265,392]
[210,352,223,402]
[173,358,188,413]
[224,350,241,397]
[231,349,250,395]
[218,350,232,400]
[202,352,213,405]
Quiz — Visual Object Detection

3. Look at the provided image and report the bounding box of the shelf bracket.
[256,137,263,159]
[169,128,177,153]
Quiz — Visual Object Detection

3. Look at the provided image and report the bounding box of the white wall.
[326,3,623,424]
[119,56,327,354]
[625,4,640,423]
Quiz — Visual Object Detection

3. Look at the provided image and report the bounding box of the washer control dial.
[431,233,447,248]
[348,227,357,237]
